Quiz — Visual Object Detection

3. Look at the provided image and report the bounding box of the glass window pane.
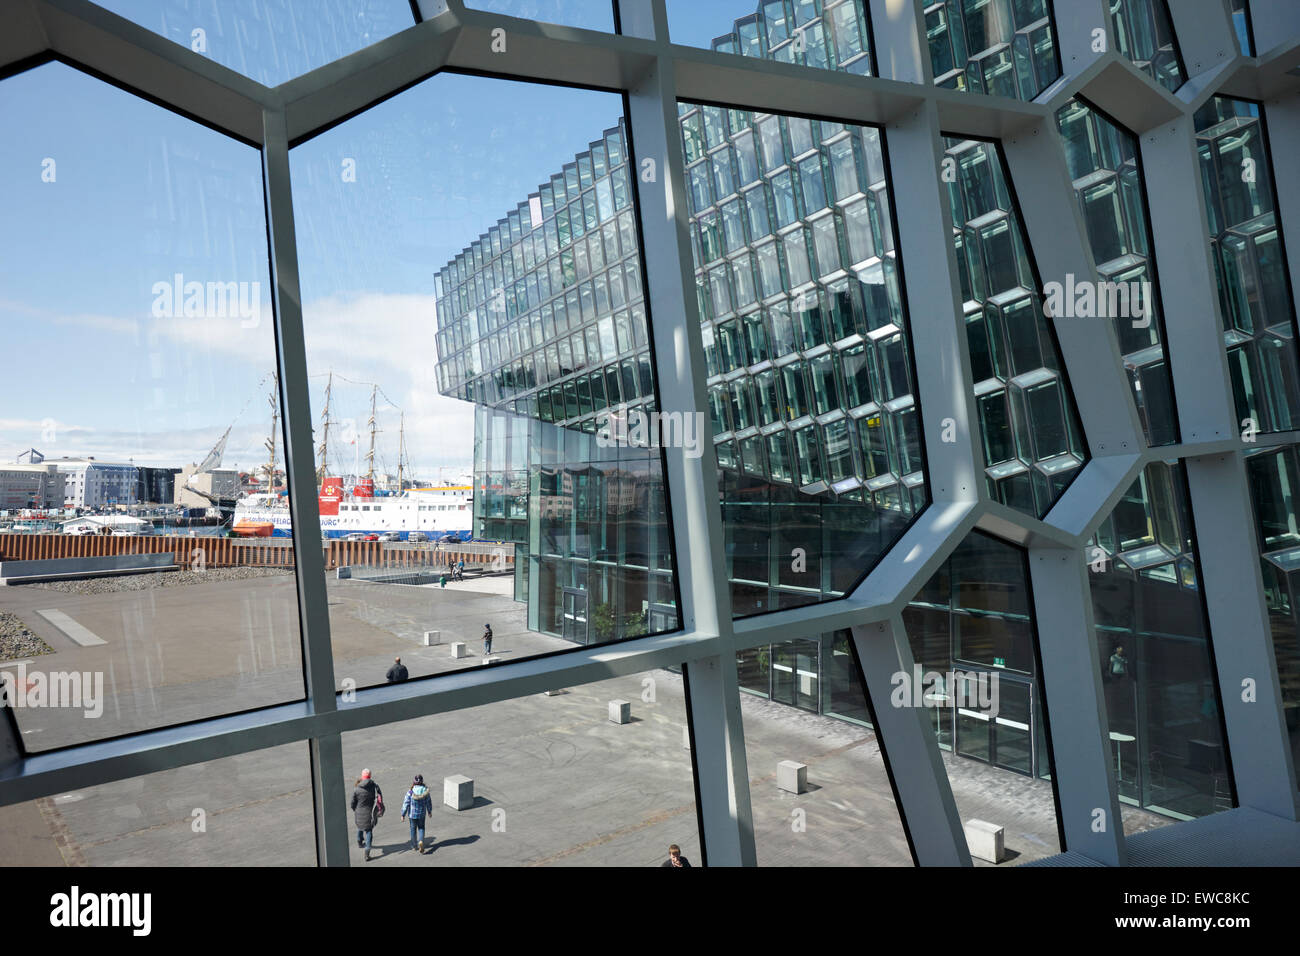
[0,61,302,749]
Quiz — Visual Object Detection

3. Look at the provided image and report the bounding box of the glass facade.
[668,0,874,76]
[925,0,1061,99]
[945,136,1087,517]
[1088,461,1231,824]
[4,0,1300,873]
[1110,0,1185,92]
[1244,443,1300,777]
[681,103,927,617]
[1194,96,1300,436]
[432,115,679,644]
[1056,97,1178,446]
[903,532,1052,780]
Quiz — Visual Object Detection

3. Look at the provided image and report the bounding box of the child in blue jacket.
[401,774,435,853]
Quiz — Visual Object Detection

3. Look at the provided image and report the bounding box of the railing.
[0,533,514,572]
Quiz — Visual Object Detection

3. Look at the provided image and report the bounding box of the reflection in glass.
[902,531,1064,860]
[1245,443,1300,781]
[682,102,927,618]
[944,137,1086,517]
[1194,96,1300,435]
[667,0,873,75]
[925,0,1060,100]
[1056,97,1178,446]
[1110,0,1185,92]
[1088,461,1233,825]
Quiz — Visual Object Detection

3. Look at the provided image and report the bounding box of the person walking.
[386,656,409,683]
[401,773,435,853]
[350,769,384,861]
[660,844,692,868]
[482,622,493,657]
[456,558,465,581]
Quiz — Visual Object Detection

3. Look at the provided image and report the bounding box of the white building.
[0,463,66,510]
[53,458,138,509]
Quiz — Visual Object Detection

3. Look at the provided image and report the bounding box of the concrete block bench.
[444,775,474,810]
[777,760,807,794]
[964,819,1005,863]
[608,699,631,724]
[450,642,467,659]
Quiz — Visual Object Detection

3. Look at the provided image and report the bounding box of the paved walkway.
[0,573,1176,866]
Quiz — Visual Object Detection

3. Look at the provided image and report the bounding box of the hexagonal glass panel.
[289,73,679,687]
[667,0,874,75]
[942,136,1087,517]
[339,666,699,865]
[1194,96,1300,436]
[0,61,302,751]
[1056,97,1178,446]
[737,629,911,865]
[1244,442,1300,783]
[680,102,928,617]
[1087,461,1232,824]
[1110,0,1185,92]
[0,743,314,865]
[94,0,417,87]
[925,0,1060,99]
[903,531,1071,860]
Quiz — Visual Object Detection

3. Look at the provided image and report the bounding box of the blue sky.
[0,2,745,479]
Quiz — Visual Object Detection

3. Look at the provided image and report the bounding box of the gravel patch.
[0,610,54,659]
[20,566,294,595]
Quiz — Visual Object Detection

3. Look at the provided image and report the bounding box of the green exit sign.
[994,657,1006,668]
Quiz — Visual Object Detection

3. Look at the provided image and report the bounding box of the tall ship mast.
[264,379,279,491]
[365,384,380,482]
[233,378,473,541]
[315,372,333,487]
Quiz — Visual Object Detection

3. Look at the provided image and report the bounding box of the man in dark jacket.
[660,844,692,867]
[350,769,383,861]
[386,657,409,682]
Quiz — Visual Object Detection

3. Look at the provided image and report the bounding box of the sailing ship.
[231,375,474,540]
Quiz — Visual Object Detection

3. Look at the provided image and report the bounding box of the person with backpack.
[350,769,384,861]
[401,773,435,853]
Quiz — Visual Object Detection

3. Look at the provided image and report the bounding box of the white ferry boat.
[232,480,474,541]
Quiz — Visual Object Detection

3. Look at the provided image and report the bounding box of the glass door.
[561,588,588,644]
[953,670,1037,776]
[771,639,820,711]
[992,678,1033,775]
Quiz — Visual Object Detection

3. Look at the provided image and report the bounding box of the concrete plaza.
[0,571,1171,865]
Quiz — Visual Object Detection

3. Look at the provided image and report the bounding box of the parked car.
[378,532,401,542]
[344,532,365,542]
[408,531,429,542]
[363,533,380,542]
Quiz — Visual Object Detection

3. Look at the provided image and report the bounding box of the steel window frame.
[0,0,1297,866]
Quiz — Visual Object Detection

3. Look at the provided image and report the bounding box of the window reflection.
[1088,461,1233,825]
